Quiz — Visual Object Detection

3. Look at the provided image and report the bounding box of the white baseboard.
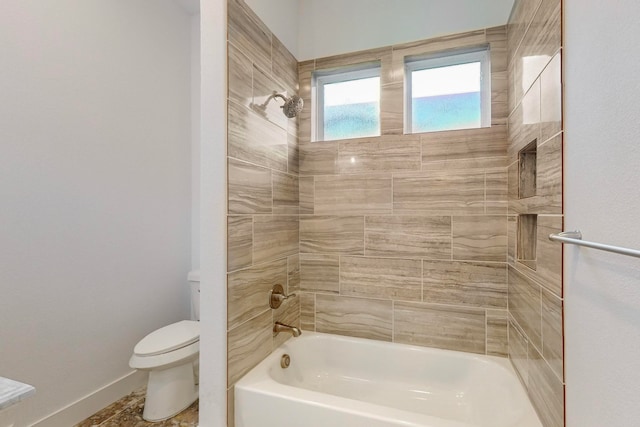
[29,370,147,427]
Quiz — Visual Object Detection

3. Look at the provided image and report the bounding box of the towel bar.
[549,231,640,259]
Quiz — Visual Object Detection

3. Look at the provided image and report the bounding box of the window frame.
[405,47,491,134]
[313,63,382,142]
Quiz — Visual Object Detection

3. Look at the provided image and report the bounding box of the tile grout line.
[485,309,489,355]
[421,259,424,303]
[391,299,395,343]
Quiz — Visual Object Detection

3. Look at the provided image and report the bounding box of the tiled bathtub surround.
[226,2,564,425]
[226,0,300,425]
[507,0,564,426]
[297,27,511,359]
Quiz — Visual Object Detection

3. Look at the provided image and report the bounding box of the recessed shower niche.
[516,141,538,269]
[517,214,537,270]
[518,140,537,199]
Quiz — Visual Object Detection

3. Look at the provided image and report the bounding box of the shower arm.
[255,92,286,110]
[271,93,287,103]
[253,91,303,118]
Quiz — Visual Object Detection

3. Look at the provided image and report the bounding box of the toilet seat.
[134,320,199,356]
[129,320,200,371]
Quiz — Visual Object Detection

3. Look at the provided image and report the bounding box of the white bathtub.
[235,332,542,427]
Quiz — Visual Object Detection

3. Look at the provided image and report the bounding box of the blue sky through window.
[323,76,380,141]
[411,62,481,133]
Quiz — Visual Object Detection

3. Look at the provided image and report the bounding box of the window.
[406,48,491,134]
[314,65,381,141]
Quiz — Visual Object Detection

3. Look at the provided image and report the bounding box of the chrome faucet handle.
[269,284,296,309]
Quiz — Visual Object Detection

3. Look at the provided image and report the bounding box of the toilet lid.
[134,320,200,357]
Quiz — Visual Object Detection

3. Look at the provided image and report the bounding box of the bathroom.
[1,0,639,427]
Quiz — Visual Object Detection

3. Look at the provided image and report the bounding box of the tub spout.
[273,322,302,337]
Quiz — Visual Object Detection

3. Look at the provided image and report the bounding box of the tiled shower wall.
[297,28,512,357]
[507,0,564,426]
[225,1,564,424]
[226,0,300,424]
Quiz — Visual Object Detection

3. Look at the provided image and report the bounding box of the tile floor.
[75,388,198,427]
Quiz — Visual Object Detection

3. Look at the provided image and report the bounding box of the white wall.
[243,0,515,61]
[297,0,515,60]
[0,1,193,424]
[197,0,228,424]
[245,0,300,58]
[564,1,640,426]
[189,8,202,271]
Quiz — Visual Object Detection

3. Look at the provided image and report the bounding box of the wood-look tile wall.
[226,1,300,424]
[507,0,564,426]
[297,27,511,358]
[226,2,562,425]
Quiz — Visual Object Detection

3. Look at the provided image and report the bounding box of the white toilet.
[129,271,200,422]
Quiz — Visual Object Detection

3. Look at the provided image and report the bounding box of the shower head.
[272,93,304,118]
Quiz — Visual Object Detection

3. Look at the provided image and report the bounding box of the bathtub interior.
[237,333,542,427]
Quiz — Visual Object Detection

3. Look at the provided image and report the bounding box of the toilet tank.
[188,270,200,320]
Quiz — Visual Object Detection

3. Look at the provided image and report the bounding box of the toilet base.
[143,362,198,422]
